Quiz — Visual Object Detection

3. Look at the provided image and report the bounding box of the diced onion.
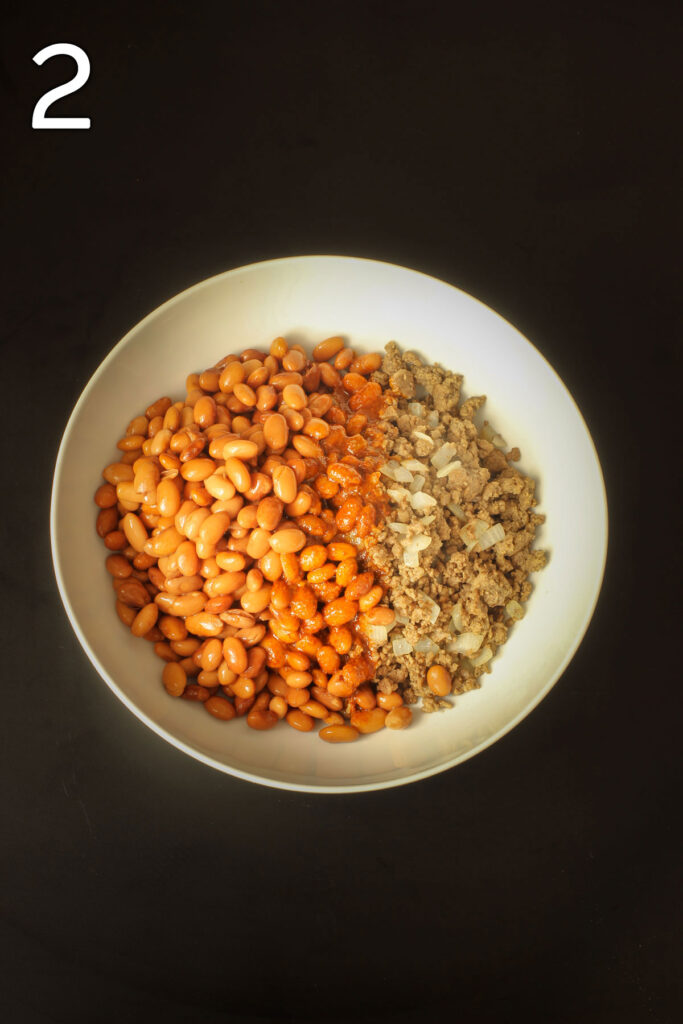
[410,491,437,511]
[436,460,462,478]
[414,637,439,654]
[410,474,426,493]
[401,459,429,471]
[421,594,441,624]
[469,645,493,668]
[367,625,388,644]
[451,604,465,632]
[380,460,400,480]
[392,637,413,656]
[388,521,410,534]
[403,548,419,567]
[412,431,433,444]
[387,486,411,502]
[478,524,505,550]
[427,411,439,428]
[459,519,489,549]
[492,433,507,449]
[408,403,424,417]
[394,612,410,625]
[430,442,460,470]
[394,465,414,483]
[421,514,435,525]
[447,502,466,521]
[449,632,484,655]
[480,423,495,442]
[409,535,432,551]
[505,599,525,621]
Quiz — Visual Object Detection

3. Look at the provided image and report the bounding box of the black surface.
[1,2,680,1022]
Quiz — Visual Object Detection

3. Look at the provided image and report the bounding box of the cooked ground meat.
[368,342,547,710]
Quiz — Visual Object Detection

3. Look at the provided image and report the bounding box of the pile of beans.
[94,336,414,742]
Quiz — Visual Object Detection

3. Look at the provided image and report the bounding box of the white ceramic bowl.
[51,256,607,792]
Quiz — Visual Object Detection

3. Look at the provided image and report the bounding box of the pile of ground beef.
[367,342,547,712]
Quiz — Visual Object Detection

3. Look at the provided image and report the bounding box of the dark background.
[1,1,680,1022]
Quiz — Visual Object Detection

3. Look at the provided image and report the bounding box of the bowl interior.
[51,256,607,791]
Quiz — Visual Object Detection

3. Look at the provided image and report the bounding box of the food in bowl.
[93,335,546,742]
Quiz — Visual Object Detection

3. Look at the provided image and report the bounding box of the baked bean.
[335,496,363,532]
[282,669,312,689]
[377,691,404,711]
[327,626,353,655]
[162,661,187,697]
[156,478,181,518]
[232,676,255,700]
[199,638,223,672]
[256,384,278,411]
[246,528,273,559]
[426,665,452,697]
[310,336,343,361]
[119,512,146,552]
[222,636,248,674]
[223,438,259,461]
[154,641,178,662]
[285,708,314,731]
[288,584,317,621]
[270,579,291,610]
[106,554,132,578]
[263,413,289,451]
[104,532,126,548]
[307,563,337,586]
[204,571,246,597]
[95,486,118,513]
[245,568,263,593]
[363,606,395,627]
[256,496,283,531]
[246,708,278,730]
[319,724,359,743]
[385,707,412,729]
[301,364,321,392]
[285,490,313,518]
[218,362,244,393]
[170,593,206,617]
[308,687,341,712]
[354,684,377,710]
[103,461,135,485]
[159,615,187,641]
[244,470,272,502]
[344,572,374,601]
[240,585,272,614]
[319,363,340,388]
[115,600,136,626]
[269,695,288,719]
[193,395,216,428]
[180,458,215,482]
[321,598,357,626]
[358,585,383,611]
[291,435,322,459]
[326,542,357,562]
[144,526,183,558]
[269,528,306,554]
[327,463,362,488]
[185,612,224,637]
[198,511,231,547]
[204,473,236,501]
[281,383,307,411]
[117,578,150,607]
[299,545,327,572]
[215,551,247,572]
[96,507,119,540]
[349,352,382,375]
[181,683,210,702]
[279,552,302,584]
[350,708,386,733]
[334,559,358,588]
[131,602,159,637]
[204,696,236,720]
[224,457,251,493]
[316,646,341,674]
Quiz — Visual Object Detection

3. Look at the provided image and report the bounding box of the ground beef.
[368,343,547,711]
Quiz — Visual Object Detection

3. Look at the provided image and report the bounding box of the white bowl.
[51,256,607,792]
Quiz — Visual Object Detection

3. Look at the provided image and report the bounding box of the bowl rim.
[50,254,609,793]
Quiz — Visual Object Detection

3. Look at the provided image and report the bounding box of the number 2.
[32,43,91,129]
